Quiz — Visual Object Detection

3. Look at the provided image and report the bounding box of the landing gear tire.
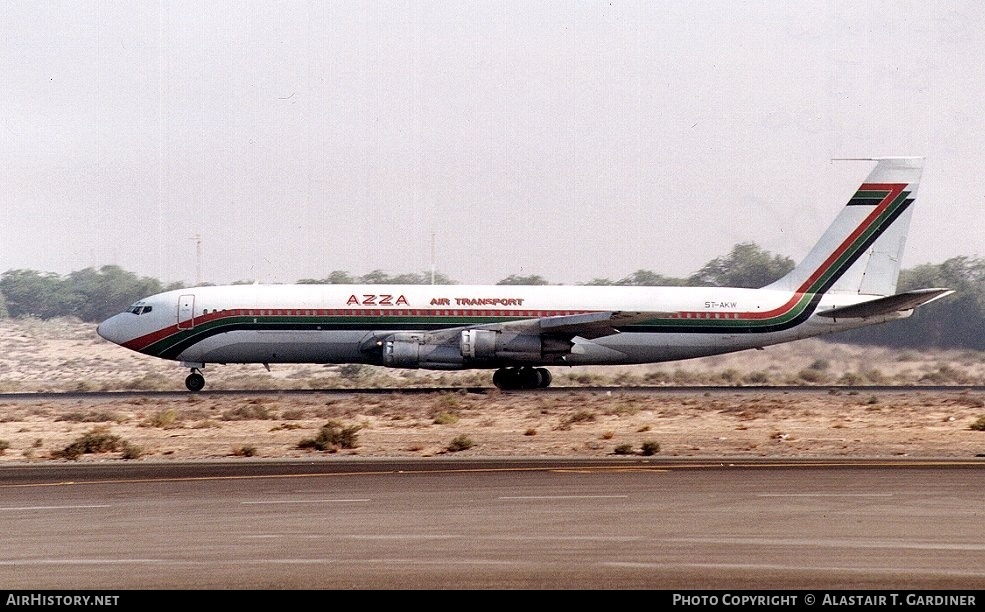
[492,368,517,390]
[185,370,205,392]
[518,367,541,389]
[493,367,552,390]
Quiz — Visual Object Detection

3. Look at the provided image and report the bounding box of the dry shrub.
[121,373,173,391]
[52,426,123,460]
[744,371,771,384]
[602,401,641,417]
[797,368,831,384]
[191,419,221,429]
[56,411,125,424]
[556,410,597,431]
[141,409,183,429]
[446,434,475,452]
[643,370,672,385]
[222,403,276,421]
[297,420,361,452]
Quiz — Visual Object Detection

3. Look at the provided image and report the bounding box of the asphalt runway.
[1,458,984,591]
[3,384,984,402]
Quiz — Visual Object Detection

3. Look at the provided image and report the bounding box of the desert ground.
[1,317,985,462]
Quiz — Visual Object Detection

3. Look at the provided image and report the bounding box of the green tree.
[688,242,794,288]
[385,272,425,284]
[0,269,71,319]
[582,278,616,286]
[427,271,456,285]
[617,269,689,286]
[1,266,170,322]
[326,270,358,284]
[357,269,392,284]
[299,270,456,285]
[66,265,166,323]
[298,271,357,284]
[497,274,549,285]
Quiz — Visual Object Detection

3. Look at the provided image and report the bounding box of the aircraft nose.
[96,314,129,345]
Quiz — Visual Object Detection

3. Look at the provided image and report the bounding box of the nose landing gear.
[185,367,205,392]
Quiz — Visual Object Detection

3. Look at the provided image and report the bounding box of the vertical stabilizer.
[765,157,922,297]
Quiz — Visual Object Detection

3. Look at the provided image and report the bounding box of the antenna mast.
[190,234,201,286]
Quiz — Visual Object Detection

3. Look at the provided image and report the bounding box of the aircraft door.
[177,294,196,329]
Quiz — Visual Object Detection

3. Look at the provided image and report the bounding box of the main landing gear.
[185,368,205,392]
[492,367,552,390]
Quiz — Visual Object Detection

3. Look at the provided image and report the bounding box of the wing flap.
[816,288,953,319]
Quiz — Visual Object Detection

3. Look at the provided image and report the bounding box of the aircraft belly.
[178,330,368,364]
[589,332,791,364]
[561,339,632,365]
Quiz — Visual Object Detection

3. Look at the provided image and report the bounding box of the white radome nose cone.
[96,314,128,345]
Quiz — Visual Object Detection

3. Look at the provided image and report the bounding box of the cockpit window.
[127,302,152,315]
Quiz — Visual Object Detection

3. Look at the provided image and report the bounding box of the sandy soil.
[1,318,985,462]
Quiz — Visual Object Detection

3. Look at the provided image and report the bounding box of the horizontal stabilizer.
[816,288,953,319]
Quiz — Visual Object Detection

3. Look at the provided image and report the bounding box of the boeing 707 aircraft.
[97,157,951,391]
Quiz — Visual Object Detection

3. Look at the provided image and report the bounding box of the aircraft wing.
[816,288,953,319]
[428,310,673,343]
[494,310,673,339]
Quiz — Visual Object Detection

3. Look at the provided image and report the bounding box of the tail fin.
[765,157,923,297]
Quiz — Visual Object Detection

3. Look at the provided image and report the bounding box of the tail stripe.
[738,183,912,322]
[797,184,910,295]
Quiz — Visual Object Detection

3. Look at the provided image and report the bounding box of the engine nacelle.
[380,330,573,370]
[460,329,572,363]
[382,333,465,370]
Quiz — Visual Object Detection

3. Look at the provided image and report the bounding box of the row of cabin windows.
[196,308,582,317]
[154,306,736,320]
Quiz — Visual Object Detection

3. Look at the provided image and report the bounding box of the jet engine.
[380,329,572,369]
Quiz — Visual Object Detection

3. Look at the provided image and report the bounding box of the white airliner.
[98,157,951,392]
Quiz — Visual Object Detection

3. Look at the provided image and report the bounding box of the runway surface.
[1,457,983,590]
[3,383,984,402]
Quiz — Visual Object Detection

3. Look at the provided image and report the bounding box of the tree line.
[1,242,978,350]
